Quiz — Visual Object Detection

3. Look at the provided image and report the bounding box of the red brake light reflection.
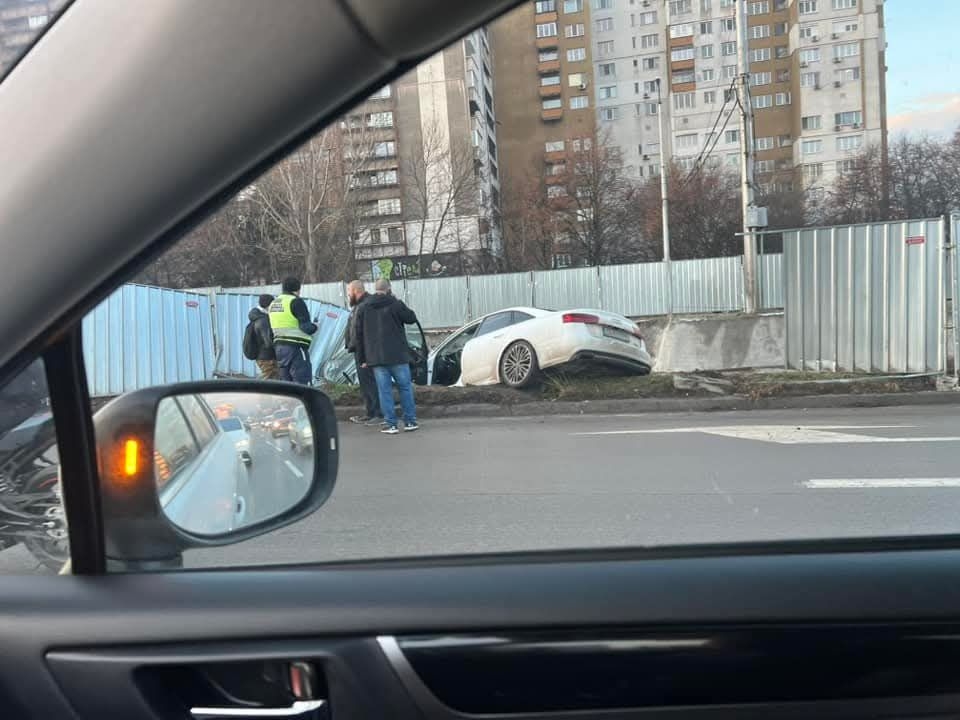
[562,312,600,324]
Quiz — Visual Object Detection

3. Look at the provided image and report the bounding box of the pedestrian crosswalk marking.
[573,425,960,445]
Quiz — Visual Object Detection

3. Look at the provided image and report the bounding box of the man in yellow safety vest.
[268,276,318,385]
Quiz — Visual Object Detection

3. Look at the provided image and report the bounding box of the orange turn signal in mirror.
[123,438,139,477]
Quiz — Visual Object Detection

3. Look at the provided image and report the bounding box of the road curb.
[335,391,960,421]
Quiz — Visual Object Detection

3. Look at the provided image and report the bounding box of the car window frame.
[475,312,515,338]
[437,321,482,357]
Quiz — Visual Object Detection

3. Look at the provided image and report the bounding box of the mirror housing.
[94,380,337,571]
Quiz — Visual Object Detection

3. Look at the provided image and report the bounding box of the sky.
[884,0,960,137]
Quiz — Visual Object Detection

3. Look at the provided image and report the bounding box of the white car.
[427,307,653,388]
[217,415,252,466]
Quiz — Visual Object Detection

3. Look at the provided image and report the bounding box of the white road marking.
[271,442,284,453]
[573,425,960,445]
[284,460,304,479]
[804,478,960,489]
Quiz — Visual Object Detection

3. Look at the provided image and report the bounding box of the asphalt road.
[5,405,960,573]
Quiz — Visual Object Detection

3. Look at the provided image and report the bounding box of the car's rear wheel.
[499,340,541,388]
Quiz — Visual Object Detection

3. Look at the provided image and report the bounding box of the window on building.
[670,23,695,39]
[542,98,563,109]
[644,102,659,115]
[546,161,566,175]
[599,85,617,99]
[835,110,862,127]
[373,141,396,157]
[837,135,862,151]
[724,87,736,102]
[547,185,568,199]
[778,135,793,147]
[752,94,773,109]
[799,48,821,64]
[777,69,791,82]
[721,18,736,32]
[774,22,788,36]
[803,163,824,180]
[641,33,659,48]
[832,0,856,8]
[598,62,616,77]
[536,22,558,38]
[835,66,861,82]
[775,45,789,58]
[721,41,737,56]
[720,0,735,6]
[541,74,561,86]
[642,56,659,70]
[722,64,737,79]
[673,70,695,84]
[372,169,399,186]
[27,14,48,30]
[565,23,586,37]
[563,0,584,11]
[801,115,822,130]
[642,80,658,94]
[673,91,695,110]
[701,68,715,81]
[700,44,714,58]
[377,198,402,215]
[639,10,657,24]
[754,136,774,151]
[798,0,818,13]
[700,20,713,34]
[367,111,394,127]
[568,72,586,86]
[703,90,717,104]
[597,39,614,55]
[836,158,857,174]
[545,140,566,152]
[596,17,614,32]
[599,106,618,120]
[751,71,772,86]
[801,139,823,154]
[596,0,614,8]
[749,24,770,39]
[834,42,860,59]
[671,46,695,61]
[701,0,712,10]
[571,95,590,109]
[539,49,560,62]
[799,24,816,39]
[566,47,586,61]
[535,0,557,12]
[749,1,770,13]
[750,47,771,63]
[755,159,775,173]
[833,20,858,34]
[369,85,391,99]
[800,71,821,87]
[553,253,573,268]
[725,129,740,143]
[669,0,692,15]
[775,92,791,105]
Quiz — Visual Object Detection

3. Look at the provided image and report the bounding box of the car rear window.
[218,417,242,432]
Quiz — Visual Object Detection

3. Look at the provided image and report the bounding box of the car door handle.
[191,699,325,718]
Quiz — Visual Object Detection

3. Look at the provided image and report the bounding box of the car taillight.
[562,312,600,324]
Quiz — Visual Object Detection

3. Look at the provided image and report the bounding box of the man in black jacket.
[355,278,419,434]
[344,280,381,425]
[249,294,278,379]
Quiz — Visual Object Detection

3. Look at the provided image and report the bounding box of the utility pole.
[735,0,762,314]
[656,78,673,315]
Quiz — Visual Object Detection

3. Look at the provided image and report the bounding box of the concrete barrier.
[652,313,784,373]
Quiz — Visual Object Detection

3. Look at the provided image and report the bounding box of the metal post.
[736,0,758,314]
[656,78,673,316]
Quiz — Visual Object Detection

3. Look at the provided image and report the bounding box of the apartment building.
[348,29,502,280]
[0,0,68,72]
[490,0,599,206]
[586,0,885,192]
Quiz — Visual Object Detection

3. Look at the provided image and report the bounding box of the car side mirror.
[93,380,338,571]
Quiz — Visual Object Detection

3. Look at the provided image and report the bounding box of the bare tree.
[500,171,560,271]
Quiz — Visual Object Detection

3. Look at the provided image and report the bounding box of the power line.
[680,77,739,188]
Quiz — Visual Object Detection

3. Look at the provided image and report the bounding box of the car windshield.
[218,417,242,432]
[4,0,960,577]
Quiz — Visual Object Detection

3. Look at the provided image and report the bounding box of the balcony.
[541,107,563,121]
[537,59,561,74]
[535,35,559,50]
[539,84,562,98]
[544,150,566,163]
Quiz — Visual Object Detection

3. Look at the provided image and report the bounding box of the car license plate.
[602,326,633,343]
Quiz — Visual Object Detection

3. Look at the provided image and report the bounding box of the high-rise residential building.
[0,0,68,73]
[588,0,886,193]
[347,29,501,280]
[490,0,599,211]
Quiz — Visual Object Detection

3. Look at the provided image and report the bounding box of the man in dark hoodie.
[354,278,419,434]
[248,294,278,379]
[345,280,381,425]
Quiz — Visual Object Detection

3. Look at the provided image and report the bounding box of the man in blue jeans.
[354,278,419,434]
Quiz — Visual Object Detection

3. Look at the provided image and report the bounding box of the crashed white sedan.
[428,307,652,388]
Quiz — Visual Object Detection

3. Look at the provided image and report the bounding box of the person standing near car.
[345,280,381,425]
[268,277,318,385]
[243,294,279,380]
[354,278,418,434]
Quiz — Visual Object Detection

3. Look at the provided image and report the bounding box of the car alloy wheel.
[500,341,539,388]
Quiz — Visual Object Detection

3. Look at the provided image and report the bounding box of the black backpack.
[242,319,261,360]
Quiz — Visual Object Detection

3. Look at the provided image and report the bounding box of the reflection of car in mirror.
[269,410,293,437]
[288,405,313,456]
[217,415,252,466]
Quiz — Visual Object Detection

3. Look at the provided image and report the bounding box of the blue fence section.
[82,284,215,397]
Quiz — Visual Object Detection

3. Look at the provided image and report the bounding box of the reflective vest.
[268,294,312,346]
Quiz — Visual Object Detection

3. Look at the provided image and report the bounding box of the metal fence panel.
[599,262,667,316]
[532,267,600,310]
[759,253,784,309]
[672,256,743,314]
[301,282,346,306]
[953,213,960,378]
[82,284,215,397]
[403,276,470,328]
[469,272,533,318]
[784,218,944,373]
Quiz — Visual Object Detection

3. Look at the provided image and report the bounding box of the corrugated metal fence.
[223,254,785,330]
[784,218,946,373]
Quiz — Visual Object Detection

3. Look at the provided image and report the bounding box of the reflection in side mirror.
[94,380,337,571]
[155,392,314,537]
